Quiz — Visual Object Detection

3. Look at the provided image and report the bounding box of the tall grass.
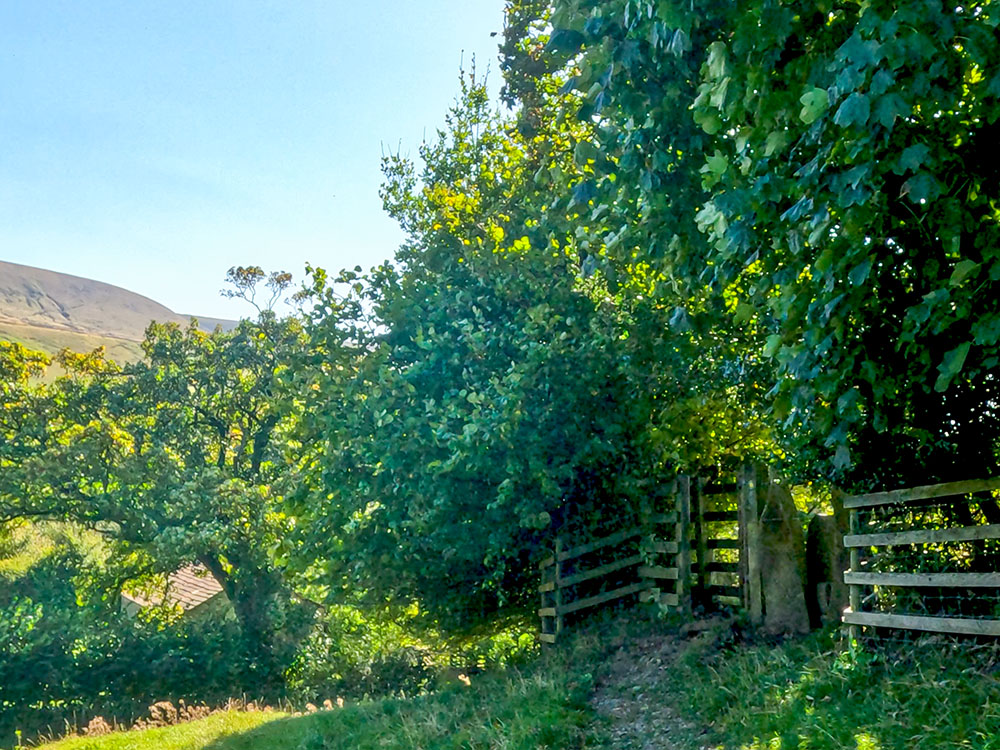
[665,627,1000,749]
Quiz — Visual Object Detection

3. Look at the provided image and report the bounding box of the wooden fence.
[539,469,763,642]
[842,477,1000,638]
[538,506,684,643]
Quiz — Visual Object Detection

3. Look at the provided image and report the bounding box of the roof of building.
[121,563,226,612]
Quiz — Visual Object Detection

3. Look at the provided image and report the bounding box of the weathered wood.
[676,475,692,615]
[539,555,555,570]
[844,571,1000,588]
[844,524,1000,548]
[706,561,740,574]
[538,607,557,617]
[693,478,708,607]
[643,540,680,555]
[640,590,680,607]
[539,553,555,642]
[844,477,1000,509]
[707,538,740,550]
[559,555,643,588]
[637,565,679,580]
[708,585,742,598]
[558,581,650,616]
[647,511,679,525]
[716,595,742,606]
[843,610,1000,637]
[554,537,565,637]
[558,527,642,563]
[848,508,861,641]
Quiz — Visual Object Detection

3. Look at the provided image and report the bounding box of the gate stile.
[538,479,690,643]
[538,467,764,642]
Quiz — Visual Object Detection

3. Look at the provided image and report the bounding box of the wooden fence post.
[538,539,558,644]
[692,477,708,610]
[554,535,565,639]
[676,475,692,616]
[847,506,861,641]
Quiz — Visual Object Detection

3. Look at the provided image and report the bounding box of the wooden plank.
[848,508,861,641]
[844,477,1000,509]
[539,556,555,570]
[706,561,740,574]
[558,527,642,563]
[558,581,650,616]
[638,565,679,580]
[716,595,742,606]
[707,538,740,550]
[538,633,557,644]
[843,610,1000,637]
[640,590,680,607]
[703,511,739,522]
[844,524,1000,548]
[844,571,1000,588]
[538,581,555,593]
[693,478,707,606]
[538,607,556,617]
[643,540,679,555]
[647,511,679,525]
[708,585,741,598]
[676,475,692,616]
[554,537,564,637]
[559,555,643,588]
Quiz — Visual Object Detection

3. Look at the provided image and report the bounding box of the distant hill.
[0,260,238,365]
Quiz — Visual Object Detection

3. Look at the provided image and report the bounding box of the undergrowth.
[665,625,1000,749]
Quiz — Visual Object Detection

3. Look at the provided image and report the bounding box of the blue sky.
[0,1,506,318]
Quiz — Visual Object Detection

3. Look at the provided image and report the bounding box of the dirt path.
[588,629,711,749]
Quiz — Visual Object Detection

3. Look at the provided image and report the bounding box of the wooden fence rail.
[539,482,690,643]
[842,476,1000,639]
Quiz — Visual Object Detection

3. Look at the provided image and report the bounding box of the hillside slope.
[0,260,237,362]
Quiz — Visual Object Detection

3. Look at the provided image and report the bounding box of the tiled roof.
[122,563,225,611]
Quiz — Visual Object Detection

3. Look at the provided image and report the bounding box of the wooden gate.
[539,468,764,642]
[689,466,762,622]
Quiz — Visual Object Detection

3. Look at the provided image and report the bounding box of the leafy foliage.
[500,0,1000,485]
[0,306,309,685]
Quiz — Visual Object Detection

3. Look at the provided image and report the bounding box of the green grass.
[33,711,281,750]
[664,626,1000,750]
[28,654,598,750]
[25,611,1000,750]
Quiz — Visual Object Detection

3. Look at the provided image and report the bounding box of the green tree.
[501,0,1000,485]
[285,73,769,627]
[0,271,306,685]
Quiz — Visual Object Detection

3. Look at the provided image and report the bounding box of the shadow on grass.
[202,668,595,750]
